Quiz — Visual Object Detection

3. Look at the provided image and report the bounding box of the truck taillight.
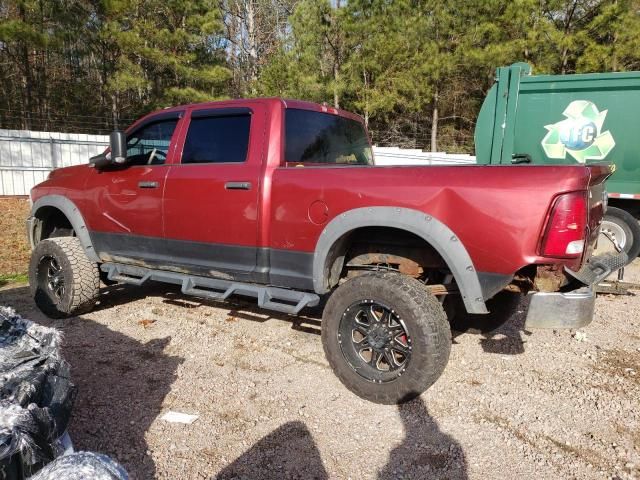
[541,192,587,258]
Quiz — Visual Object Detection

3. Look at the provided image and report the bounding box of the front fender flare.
[30,195,100,263]
[313,207,489,314]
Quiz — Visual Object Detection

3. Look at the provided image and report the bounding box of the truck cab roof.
[130,97,365,133]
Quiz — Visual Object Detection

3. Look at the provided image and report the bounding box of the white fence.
[0,129,478,196]
[372,146,476,166]
[0,129,108,196]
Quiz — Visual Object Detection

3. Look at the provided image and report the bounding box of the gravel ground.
[1,261,639,480]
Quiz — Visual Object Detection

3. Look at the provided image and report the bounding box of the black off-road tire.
[29,237,100,318]
[321,272,451,404]
[598,206,640,264]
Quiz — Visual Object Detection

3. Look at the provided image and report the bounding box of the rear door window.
[285,109,373,165]
[181,114,251,164]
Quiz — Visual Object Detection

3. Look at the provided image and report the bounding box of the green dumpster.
[475,63,640,262]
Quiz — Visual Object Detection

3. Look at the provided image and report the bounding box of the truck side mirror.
[90,130,127,168]
[110,130,127,164]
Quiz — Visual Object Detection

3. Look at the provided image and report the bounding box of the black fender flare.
[312,206,489,314]
[29,195,100,263]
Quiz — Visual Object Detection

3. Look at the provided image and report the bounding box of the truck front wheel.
[29,237,100,318]
[321,272,451,404]
[598,206,640,264]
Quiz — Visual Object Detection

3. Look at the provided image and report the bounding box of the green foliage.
[0,0,230,129]
[101,0,231,114]
[0,273,28,286]
[256,0,640,151]
[0,0,637,149]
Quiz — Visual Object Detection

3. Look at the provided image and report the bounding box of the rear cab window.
[181,111,251,164]
[285,109,373,166]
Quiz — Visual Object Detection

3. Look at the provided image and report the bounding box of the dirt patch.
[597,348,640,386]
[0,197,30,278]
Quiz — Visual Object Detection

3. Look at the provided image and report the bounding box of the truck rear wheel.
[321,272,451,404]
[29,237,100,318]
[598,206,640,264]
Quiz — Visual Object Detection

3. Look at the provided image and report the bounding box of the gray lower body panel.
[477,271,513,300]
[26,216,37,249]
[90,231,315,291]
[525,286,595,329]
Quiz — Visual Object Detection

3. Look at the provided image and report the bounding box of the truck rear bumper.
[525,250,628,329]
[525,286,595,329]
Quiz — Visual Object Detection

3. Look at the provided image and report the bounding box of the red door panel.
[84,166,169,237]
[162,103,268,278]
[83,112,184,261]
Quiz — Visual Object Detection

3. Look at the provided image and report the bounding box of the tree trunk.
[111,94,119,130]
[612,0,618,71]
[99,47,109,131]
[228,8,239,96]
[431,88,439,153]
[247,0,258,94]
[561,47,569,74]
[363,67,369,128]
[333,62,340,109]
[332,0,341,109]
[18,3,33,130]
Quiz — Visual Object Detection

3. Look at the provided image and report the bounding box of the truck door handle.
[138,181,159,189]
[225,181,252,190]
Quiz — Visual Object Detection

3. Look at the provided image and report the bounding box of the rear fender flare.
[30,195,100,262]
[313,206,488,314]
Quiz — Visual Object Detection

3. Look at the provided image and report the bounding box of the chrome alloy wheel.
[42,256,65,300]
[599,219,627,253]
[337,300,412,383]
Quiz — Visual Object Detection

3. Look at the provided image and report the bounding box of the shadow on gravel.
[226,308,323,336]
[450,291,531,355]
[0,284,184,479]
[92,282,162,312]
[214,396,468,480]
[215,421,328,480]
[2,282,471,479]
[95,283,529,353]
[378,396,468,479]
[95,281,326,336]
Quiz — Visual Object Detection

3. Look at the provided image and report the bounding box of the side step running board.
[566,251,628,286]
[100,263,320,315]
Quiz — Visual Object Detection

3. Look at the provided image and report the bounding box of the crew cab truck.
[476,62,640,264]
[27,98,620,404]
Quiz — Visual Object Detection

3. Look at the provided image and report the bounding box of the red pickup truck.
[26,98,621,404]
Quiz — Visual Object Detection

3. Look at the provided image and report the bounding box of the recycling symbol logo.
[541,100,615,163]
